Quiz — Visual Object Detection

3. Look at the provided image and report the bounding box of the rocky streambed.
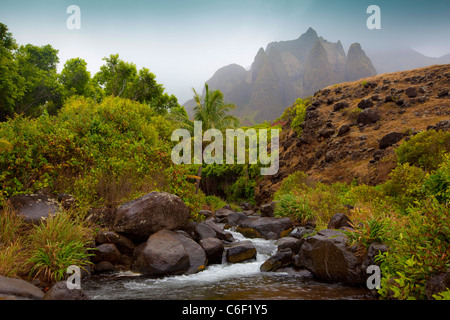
[1,191,382,300]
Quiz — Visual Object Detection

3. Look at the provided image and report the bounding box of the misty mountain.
[184,28,376,123]
[368,48,450,74]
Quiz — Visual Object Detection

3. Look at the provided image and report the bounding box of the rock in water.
[236,217,293,240]
[133,230,190,276]
[298,229,365,285]
[112,192,190,242]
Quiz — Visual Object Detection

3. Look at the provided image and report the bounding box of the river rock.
[214,207,235,223]
[112,192,190,242]
[275,237,303,254]
[226,242,257,263]
[199,237,224,265]
[8,193,60,224]
[224,211,248,226]
[95,230,136,256]
[0,276,44,300]
[92,243,121,265]
[172,231,207,274]
[43,281,89,300]
[194,222,217,241]
[260,248,293,272]
[203,220,235,242]
[299,229,365,285]
[133,229,190,276]
[236,217,293,240]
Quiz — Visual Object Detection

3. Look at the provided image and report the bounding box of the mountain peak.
[300,27,318,40]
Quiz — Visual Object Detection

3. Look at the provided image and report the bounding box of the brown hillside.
[255,64,450,205]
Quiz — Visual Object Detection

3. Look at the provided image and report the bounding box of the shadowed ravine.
[83,229,374,300]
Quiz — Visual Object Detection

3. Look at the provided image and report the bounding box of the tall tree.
[192,84,239,193]
[0,23,24,121]
[60,57,93,98]
[14,44,63,116]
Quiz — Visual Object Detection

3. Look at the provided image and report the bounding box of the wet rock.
[327,213,353,230]
[8,193,60,224]
[112,192,190,242]
[299,229,365,285]
[260,249,293,272]
[226,242,257,263]
[43,281,89,300]
[0,276,44,300]
[236,217,293,240]
[133,229,190,276]
[379,132,404,149]
[199,237,224,265]
[260,201,277,217]
[172,231,207,274]
[290,227,315,239]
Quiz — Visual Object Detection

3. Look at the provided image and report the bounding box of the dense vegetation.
[273,129,450,300]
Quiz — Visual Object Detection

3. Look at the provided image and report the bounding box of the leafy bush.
[377,199,450,300]
[381,163,427,210]
[27,211,94,282]
[422,154,450,204]
[274,171,316,199]
[274,193,315,225]
[204,195,227,212]
[396,129,450,172]
[278,98,311,135]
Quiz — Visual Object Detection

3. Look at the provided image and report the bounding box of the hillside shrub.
[396,129,450,172]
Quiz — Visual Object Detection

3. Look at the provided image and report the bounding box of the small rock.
[260,201,277,217]
[43,281,89,300]
[405,87,417,98]
[357,108,381,125]
[358,99,374,110]
[379,132,404,149]
[260,249,293,272]
[327,213,353,230]
[226,243,257,263]
[199,237,224,265]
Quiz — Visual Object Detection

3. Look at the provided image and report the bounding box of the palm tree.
[172,84,239,194]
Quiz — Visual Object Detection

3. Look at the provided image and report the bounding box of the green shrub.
[396,129,450,172]
[422,154,450,204]
[377,199,450,300]
[27,211,94,282]
[381,163,427,210]
[204,195,227,212]
[274,171,316,199]
[278,98,311,135]
[274,193,315,225]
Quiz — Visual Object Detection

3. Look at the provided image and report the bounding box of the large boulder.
[379,132,404,149]
[133,229,190,276]
[0,276,44,300]
[92,243,121,265]
[214,207,235,223]
[112,192,190,242]
[298,229,365,285]
[356,108,380,125]
[260,201,277,217]
[172,231,207,274]
[203,220,235,242]
[9,194,60,224]
[236,217,293,240]
[133,229,207,276]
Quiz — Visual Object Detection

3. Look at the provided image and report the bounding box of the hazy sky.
[1,0,450,103]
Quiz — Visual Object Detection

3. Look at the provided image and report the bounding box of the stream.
[82,229,374,300]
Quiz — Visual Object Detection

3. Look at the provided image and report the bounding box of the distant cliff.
[184,28,377,123]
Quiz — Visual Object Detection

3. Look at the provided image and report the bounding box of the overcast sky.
[1,0,450,103]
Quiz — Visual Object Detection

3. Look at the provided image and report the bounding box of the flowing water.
[83,229,374,300]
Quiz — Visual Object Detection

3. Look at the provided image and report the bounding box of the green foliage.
[274,193,315,225]
[344,214,388,251]
[27,211,94,282]
[377,199,450,300]
[279,98,311,135]
[204,195,227,212]
[433,289,450,300]
[396,129,450,172]
[381,163,428,210]
[60,58,93,98]
[422,154,450,204]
